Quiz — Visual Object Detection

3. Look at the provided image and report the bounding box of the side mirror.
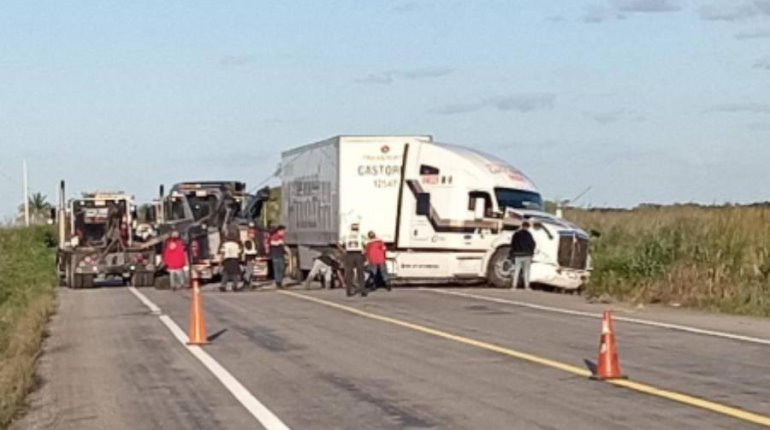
[49,208,56,221]
[590,229,601,238]
[473,197,485,220]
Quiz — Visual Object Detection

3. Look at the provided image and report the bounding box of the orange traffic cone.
[592,310,625,380]
[187,275,208,345]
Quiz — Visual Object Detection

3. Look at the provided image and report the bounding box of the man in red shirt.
[269,225,287,288]
[364,231,390,291]
[162,230,188,291]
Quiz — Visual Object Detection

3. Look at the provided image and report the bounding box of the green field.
[0,226,57,429]
[568,205,770,316]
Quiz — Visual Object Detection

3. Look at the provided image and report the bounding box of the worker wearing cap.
[162,230,188,291]
[338,222,367,297]
[365,230,390,291]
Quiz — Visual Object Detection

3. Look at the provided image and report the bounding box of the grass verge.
[0,226,57,429]
[568,206,770,316]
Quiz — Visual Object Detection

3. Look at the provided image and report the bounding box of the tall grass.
[0,226,57,429]
[567,206,770,316]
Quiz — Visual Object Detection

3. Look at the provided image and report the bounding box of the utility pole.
[23,160,30,227]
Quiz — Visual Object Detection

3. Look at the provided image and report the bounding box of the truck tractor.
[55,181,157,288]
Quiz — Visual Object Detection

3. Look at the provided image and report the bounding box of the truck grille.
[557,234,589,270]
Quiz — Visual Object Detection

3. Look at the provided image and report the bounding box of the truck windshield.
[187,195,218,221]
[495,188,544,211]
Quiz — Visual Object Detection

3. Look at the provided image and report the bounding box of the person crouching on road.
[338,223,367,297]
[509,221,536,290]
[269,225,287,289]
[304,252,341,290]
[365,231,390,291]
[220,235,242,292]
[163,230,188,291]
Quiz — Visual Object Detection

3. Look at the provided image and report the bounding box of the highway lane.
[14,285,770,429]
[10,287,256,430]
[142,286,768,429]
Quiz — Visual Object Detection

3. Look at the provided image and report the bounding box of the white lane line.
[420,288,770,346]
[128,287,291,430]
[128,286,161,314]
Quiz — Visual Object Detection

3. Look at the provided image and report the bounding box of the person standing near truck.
[365,231,390,291]
[219,235,242,292]
[242,239,258,289]
[162,230,188,291]
[339,223,367,297]
[269,225,287,288]
[509,221,536,290]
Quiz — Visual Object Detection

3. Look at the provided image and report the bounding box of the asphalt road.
[12,284,770,430]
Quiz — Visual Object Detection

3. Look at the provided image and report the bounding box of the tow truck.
[55,181,156,288]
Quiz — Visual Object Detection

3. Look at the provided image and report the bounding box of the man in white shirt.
[219,237,242,292]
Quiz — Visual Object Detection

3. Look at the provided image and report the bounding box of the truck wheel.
[487,247,513,288]
[154,274,170,290]
[286,246,303,281]
[81,274,95,288]
[63,263,72,288]
[66,260,78,288]
[72,274,83,289]
[138,272,155,287]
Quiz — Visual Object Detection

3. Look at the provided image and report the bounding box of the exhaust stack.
[58,180,66,247]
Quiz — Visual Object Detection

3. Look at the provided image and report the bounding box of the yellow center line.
[279,291,770,428]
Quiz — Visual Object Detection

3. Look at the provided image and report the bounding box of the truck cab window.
[468,191,493,215]
[494,188,544,211]
[420,165,440,175]
[167,198,188,221]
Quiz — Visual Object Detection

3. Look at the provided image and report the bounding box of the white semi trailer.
[277,135,591,290]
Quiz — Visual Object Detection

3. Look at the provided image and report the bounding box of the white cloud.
[753,56,770,69]
[356,67,454,85]
[699,1,770,21]
[704,102,770,113]
[582,4,626,23]
[735,29,770,39]
[432,93,556,115]
[611,0,682,12]
[219,55,258,66]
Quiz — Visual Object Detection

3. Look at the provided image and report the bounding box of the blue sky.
[1,0,769,219]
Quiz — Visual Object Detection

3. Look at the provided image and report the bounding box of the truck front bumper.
[531,263,590,290]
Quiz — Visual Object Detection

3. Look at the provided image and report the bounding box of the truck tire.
[130,273,142,287]
[135,272,155,287]
[487,246,513,288]
[63,261,73,288]
[81,274,95,288]
[286,246,303,281]
[154,274,170,290]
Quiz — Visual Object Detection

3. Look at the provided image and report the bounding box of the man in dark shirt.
[509,221,536,290]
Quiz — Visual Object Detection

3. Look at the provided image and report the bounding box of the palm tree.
[17,192,53,225]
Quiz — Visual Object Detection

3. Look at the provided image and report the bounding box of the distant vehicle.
[55,181,156,288]
[255,135,591,290]
[154,181,268,282]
